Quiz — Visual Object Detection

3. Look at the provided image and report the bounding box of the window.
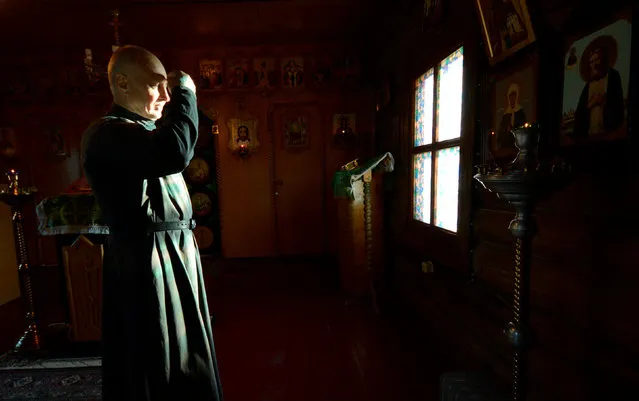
[412,47,464,233]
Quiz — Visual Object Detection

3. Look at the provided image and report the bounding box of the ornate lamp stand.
[474,124,570,401]
[0,169,41,353]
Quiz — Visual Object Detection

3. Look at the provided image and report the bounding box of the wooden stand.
[336,171,385,312]
[1,170,41,353]
[474,125,570,401]
[36,193,108,344]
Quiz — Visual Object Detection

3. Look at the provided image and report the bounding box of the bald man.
[81,45,223,401]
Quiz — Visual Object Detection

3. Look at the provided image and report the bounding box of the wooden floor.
[1,256,444,401]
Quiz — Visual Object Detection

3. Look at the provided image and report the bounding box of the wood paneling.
[0,0,373,53]
[374,0,639,399]
[271,103,325,255]
[1,39,374,261]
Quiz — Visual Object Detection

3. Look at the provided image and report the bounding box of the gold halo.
[579,35,618,82]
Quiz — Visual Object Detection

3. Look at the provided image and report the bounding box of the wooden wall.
[373,0,639,399]
[193,51,374,258]
[2,47,373,264]
[0,0,375,351]
[0,203,19,306]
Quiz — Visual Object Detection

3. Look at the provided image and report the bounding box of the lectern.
[332,153,394,312]
[36,193,108,343]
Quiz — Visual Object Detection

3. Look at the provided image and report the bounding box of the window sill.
[396,219,467,271]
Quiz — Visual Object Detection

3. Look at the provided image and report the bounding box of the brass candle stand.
[474,124,570,401]
[0,169,41,353]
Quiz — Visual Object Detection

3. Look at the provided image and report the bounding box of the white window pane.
[436,47,464,142]
[435,146,460,232]
[413,152,432,224]
[415,69,434,146]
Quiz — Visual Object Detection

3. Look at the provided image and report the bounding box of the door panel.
[272,104,325,255]
[214,94,276,258]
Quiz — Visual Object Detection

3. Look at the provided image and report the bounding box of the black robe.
[81,86,223,401]
[573,68,625,138]
[497,108,526,150]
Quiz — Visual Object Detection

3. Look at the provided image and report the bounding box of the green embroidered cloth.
[332,152,395,199]
[36,194,109,236]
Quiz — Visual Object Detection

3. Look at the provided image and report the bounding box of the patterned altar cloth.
[332,152,395,199]
[36,193,109,236]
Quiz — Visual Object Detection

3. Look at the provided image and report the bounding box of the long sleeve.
[83,86,199,179]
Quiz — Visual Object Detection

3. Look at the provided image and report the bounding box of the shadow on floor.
[206,256,443,401]
[3,255,445,401]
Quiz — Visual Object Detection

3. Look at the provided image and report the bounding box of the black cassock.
[81,86,223,401]
[573,68,625,138]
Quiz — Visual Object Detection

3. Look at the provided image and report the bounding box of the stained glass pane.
[436,47,464,142]
[413,152,432,224]
[414,69,434,146]
[434,146,460,232]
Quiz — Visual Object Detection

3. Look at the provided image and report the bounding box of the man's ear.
[115,74,128,94]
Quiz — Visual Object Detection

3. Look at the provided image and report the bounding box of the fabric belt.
[146,219,196,233]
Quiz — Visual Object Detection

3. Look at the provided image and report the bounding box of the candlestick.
[237,144,249,157]
[7,169,19,195]
[1,170,40,353]
[474,124,570,401]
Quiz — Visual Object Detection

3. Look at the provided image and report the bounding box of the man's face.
[238,127,248,139]
[589,49,603,77]
[128,70,170,120]
[116,58,169,121]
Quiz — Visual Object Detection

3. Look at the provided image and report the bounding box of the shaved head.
[108,45,166,91]
[108,45,170,120]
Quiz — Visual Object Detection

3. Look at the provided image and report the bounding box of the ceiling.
[0,0,377,54]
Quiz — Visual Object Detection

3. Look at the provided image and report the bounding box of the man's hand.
[588,93,608,109]
[168,70,197,94]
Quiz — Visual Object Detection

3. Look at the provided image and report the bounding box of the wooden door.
[271,104,326,255]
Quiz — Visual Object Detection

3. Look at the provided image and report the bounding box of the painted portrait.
[226,117,260,155]
[254,58,276,90]
[490,63,536,161]
[191,192,212,217]
[46,126,68,160]
[332,113,357,149]
[193,226,214,250]
[333,114,356,136]
[475,0,536,65]
[186,157,211,184]
[201,106,220,137]
[226,59,250,89]
[199,60,223,90]
[560,19,632,145]
[283,116,309,149]
[281,57,304,88]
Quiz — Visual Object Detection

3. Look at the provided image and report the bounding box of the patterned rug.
[0,353,102,400]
